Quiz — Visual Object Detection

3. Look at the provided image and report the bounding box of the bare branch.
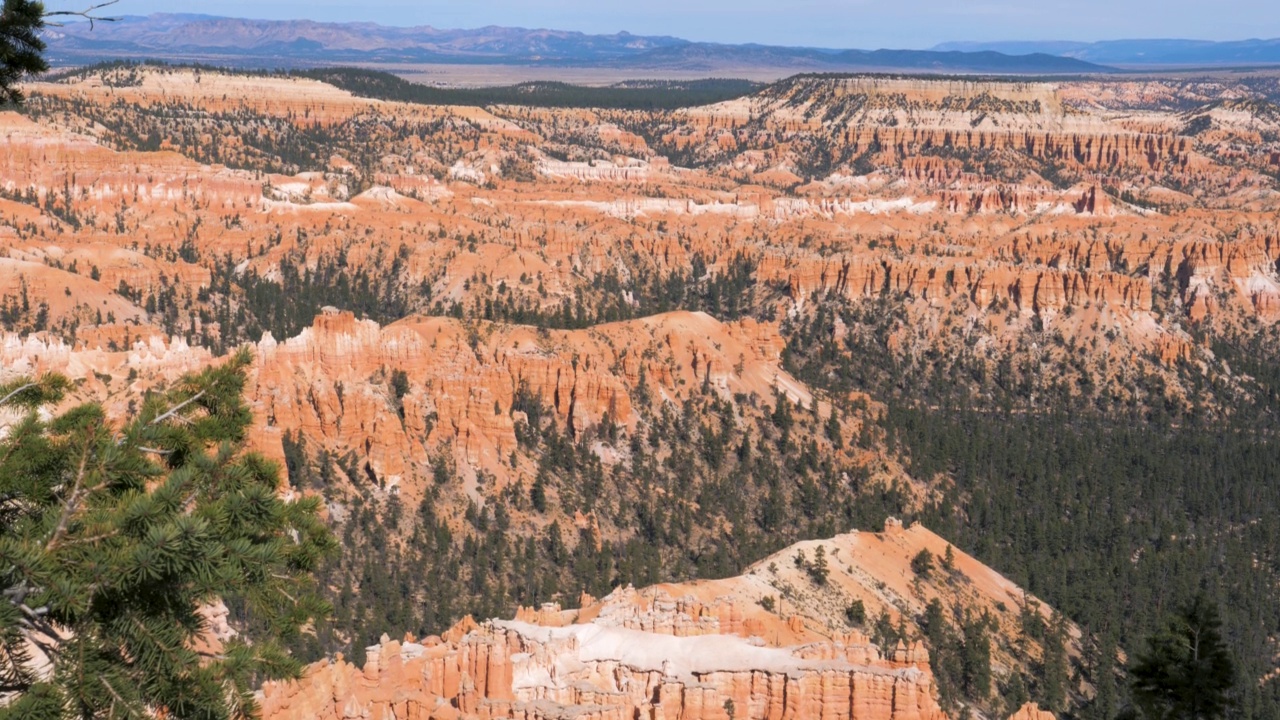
[0,383,37,408]
[42,0,122,30]
[149,389,206,427]
[56,529,119,547]
[18,605,49,626]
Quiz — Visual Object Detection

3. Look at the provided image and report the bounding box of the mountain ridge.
[933,37,1280,65]
[44,13,1111,74]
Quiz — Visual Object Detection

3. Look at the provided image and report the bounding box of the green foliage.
[845,598,866,626]
[478,253,763,330]
[911,548,934,577]
[284,378,912,664]
[1129,595,1235,720]
[207,248,412,352]
[1042,614,1070,713]
[0,0,47,106]
[530,473,548,513]
[921,599,962,708]
[824,408,843,448]
[0,351,336,720]
[873,609,903,651]
[808,545,829,585]
[918,601,994,712]
[1089,631,1120,720]
[783,294,1280,716]
[961,613,992,700]
[389,370,410,403]
[389,370,410,421]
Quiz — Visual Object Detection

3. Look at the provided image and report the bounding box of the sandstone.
[259,567,947,720]
[257,521,1082,720]
[5,63,1272,720]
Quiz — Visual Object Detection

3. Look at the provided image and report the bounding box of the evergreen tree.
[0,0,46,105]
[1003,673,1030,718]
[922,599,961,708]
[845,599,866,626]
[911,548,934,577]
[809,545,829,585]
[1042,613,1070,713]
[1088,631,1118,720]
[962,613,992,700]
[824,408,842,448]
[530,472,547,513]
[1129,594,1235,720]
[0,351,336,720]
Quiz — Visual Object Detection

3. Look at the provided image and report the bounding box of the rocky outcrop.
[258,522,1074,720]
[538,159,652,182]
[247,309,805,492]
[259,587,945,720]
[673,77,1194,173]
[759,250,1154,314]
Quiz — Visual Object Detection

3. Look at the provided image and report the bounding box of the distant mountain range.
[933,38,1280,66]
[42,14,1109,74]
[43,15,1280,75]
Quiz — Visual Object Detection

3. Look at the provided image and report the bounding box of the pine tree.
[530,472,547,513]
[809,545,829,585]
[845,599,866,626]
[962,613,992,700]
[1087,630,1118,720]
[824,408,842,448]
[0,350,336,720]
[1129,594,1235,720]
[1042,613,1070,713]
[922,598,961,708]
[911,548,934,577]
[0,0,47,105]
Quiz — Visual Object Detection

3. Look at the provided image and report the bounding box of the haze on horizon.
[57,0,1280,50]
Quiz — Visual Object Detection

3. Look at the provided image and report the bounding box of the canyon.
[3,65,1280,717]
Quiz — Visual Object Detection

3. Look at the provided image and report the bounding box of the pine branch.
[130,615,186,669]
[99,675,146,720]
[43,425,95,553]
[0,354,326,719]
[0,419,42,472]
[0,639,35,691]
[42,0,121,30]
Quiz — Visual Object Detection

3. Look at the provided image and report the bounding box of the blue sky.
[63,0,1280,48]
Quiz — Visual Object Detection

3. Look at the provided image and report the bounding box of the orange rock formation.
[258,521,1069,720]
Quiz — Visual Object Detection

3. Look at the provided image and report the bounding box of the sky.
[57,0,1280,49]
